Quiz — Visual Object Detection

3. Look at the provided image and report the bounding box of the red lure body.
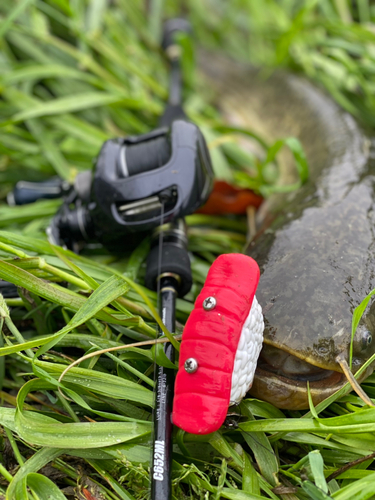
[172,254,261,435]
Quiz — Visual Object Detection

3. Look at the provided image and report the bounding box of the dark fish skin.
[201,55,375,408]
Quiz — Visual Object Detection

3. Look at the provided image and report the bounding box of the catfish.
[202,55,375,409]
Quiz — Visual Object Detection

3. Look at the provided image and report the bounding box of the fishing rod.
[6,18,267,496]
[8,18,214,499]
[146,19,210,500]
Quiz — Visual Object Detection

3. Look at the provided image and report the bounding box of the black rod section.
[158,52,187,127]
[151,20,193,499]
[159,18,191,127]
[169,57,182,107]
[151,277,178,500]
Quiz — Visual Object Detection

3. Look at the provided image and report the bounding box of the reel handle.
[8,177,69,206]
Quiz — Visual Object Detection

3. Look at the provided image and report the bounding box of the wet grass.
[1,1,375,499]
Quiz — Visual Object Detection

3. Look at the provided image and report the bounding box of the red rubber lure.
[172,253,263,435]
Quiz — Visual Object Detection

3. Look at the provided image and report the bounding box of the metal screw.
[203,296,216,311]
[184,358,198,373]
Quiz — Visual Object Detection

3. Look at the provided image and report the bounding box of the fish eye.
[361,330,373,350]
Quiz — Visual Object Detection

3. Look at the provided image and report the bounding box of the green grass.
[1,0,375,499]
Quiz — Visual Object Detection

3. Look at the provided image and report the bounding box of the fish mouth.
[249,344,346,409]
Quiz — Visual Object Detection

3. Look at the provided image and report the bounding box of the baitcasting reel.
[12,20,213,262]
[48,118,213,253]
[9,18,214,296]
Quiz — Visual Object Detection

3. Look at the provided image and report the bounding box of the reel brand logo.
[153,440,165,481]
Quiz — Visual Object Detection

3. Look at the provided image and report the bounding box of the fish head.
[248,217,375,409]
[246,157,375,409]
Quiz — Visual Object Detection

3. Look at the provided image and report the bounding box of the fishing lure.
[172,253,264,435]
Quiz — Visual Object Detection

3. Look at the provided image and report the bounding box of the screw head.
[203,296,216,311]
[184,358,198,373]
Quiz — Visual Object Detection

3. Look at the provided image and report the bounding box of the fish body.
[202,55,375,409]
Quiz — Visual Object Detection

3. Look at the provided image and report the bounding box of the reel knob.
[8,177,69,206]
